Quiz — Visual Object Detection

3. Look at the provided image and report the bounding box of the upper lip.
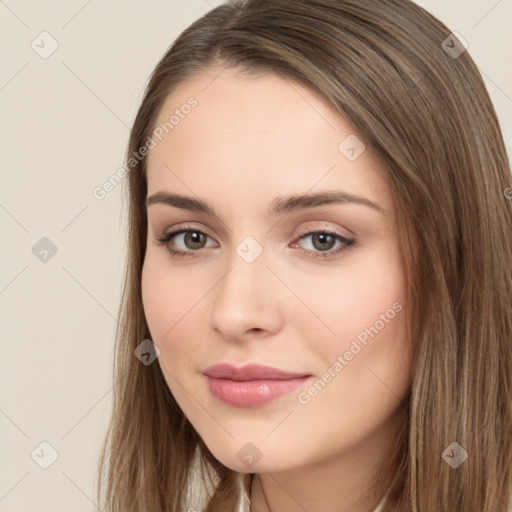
[202,363,311,381]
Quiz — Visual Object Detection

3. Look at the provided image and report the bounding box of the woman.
[97,1,512,511]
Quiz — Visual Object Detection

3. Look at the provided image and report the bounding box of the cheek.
[140,253,212,373]
[141,253,200,338]
[141,254,186,367]
[141,258,187,405]
[295,243,411,391]
[141,256,173,340]
[297,244,406,345]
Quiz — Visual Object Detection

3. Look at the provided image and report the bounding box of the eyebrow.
[146,190,386,216]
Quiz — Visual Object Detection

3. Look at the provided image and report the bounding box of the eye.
[291,230,356,260]
[154,225,217,258]
[154,225,356,261]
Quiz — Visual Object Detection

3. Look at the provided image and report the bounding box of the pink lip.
[203,363,312,408]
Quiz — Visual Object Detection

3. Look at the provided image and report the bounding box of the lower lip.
[205,376,311,408]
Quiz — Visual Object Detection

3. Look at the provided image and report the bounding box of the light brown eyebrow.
[146,190,386,216]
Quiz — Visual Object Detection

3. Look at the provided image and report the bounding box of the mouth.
[202,363,313,408]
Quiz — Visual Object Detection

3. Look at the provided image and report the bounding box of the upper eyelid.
[158,219,351,236]
[296,225,351,239]
[163,222,215,237]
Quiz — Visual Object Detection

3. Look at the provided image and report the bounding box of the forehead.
[145,67,394,217]
[150,66,349,155]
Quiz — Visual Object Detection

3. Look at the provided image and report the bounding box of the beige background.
[0,1,510,510]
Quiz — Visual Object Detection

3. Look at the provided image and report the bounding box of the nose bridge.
[209,236,282,338]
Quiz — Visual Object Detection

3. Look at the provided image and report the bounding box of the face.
[141,66,412,475]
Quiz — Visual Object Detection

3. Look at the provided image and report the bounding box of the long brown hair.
[96,1,512,510]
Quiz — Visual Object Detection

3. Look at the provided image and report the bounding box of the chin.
[202,437,297,474]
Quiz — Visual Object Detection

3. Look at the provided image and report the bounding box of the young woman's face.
[142,66,412,475]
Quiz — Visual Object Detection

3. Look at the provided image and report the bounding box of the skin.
[141,65,412,512]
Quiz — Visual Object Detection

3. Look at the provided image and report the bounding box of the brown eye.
[310,232,336,251]
[155,228,217,258]
[293,230,356,260]
[183,231,207,249]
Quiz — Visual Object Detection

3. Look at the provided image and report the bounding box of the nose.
[208,245,284,342]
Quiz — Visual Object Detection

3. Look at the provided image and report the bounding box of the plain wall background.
[0,1,510,510]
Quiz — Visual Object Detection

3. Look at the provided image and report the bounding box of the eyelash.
[154,225,356,261]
